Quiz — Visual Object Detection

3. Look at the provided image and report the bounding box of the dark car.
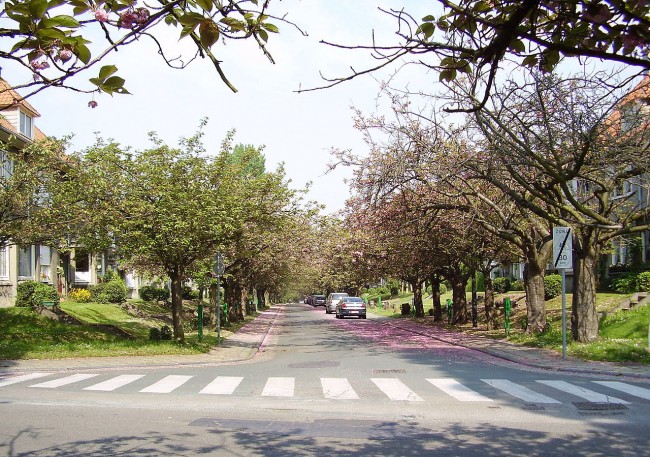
[313,295,326,306]
[335,296,366,319]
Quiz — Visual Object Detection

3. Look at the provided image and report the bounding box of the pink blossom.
[88,100,98,109]
[59,49,73,62]
[29,59,49,70]
[94,9,109,22]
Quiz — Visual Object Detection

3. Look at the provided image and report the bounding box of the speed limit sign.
[553,227,573,269]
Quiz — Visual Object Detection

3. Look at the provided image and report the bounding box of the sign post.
[213,252,225,343]
[553,227,573,360]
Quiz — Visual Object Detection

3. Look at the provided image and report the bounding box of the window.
[18,245,34,278]
[0,149,12,180]
[0,243,8,280]
[40,246,51,283]
[19,111,33,138]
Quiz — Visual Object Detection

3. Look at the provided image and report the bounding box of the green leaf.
[258,28,268,42]
[89,77,103,87]
[164,15,178,26]
[178,12,205,27]
[28,0,49,19]
[199,20,220,48]
[35,27,67,40]
[41,15,80,28]
[439,68,457,82]
[104,76,126,90]
[422,14,436,22]
[220,17,245,31]
[74,43,91,64]
[509,39,526,53]
[417,22,435,38]
[196,0,213,13]
[522,54,538,67]
[99,65,118,79]
[262,22,279,33]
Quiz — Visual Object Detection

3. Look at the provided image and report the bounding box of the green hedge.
[90,278,128,304]
[544,274,562,300]
[15,281,59,307]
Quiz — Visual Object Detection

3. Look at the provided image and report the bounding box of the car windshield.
[315,295,325,299]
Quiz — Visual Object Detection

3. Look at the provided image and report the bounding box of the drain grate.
[573,402,628,411]
[372,369,406,374]
[522,403,545,411]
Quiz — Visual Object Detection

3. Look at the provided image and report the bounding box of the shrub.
[15,281,59,307]
[544,274,562,300]
[160,325,173,340]
[90,278,128,304]
[68,288,92,303]
[140,285,170,302]
[149,327,161,341]
[636,271,650,292]
[386,279,400,296]
[609,273,637,294]
[510,280,525,291]
[181,285,199,300]
[493,277,511,294]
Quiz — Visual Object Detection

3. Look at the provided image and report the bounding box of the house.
[0,75,131,306]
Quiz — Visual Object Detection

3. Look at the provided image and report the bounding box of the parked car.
[325,292,349,314]
[335,296,367,319]
[313,295,326,306]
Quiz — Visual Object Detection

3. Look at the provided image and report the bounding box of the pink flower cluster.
[119,7,150,28]
[29,58,49,70]
[94,9,109,22]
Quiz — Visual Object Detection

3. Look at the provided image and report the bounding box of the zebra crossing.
[1,371,649,406]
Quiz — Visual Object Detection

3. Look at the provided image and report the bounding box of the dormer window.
[19,111,32,138]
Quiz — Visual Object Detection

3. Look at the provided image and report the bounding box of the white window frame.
[0,149,12,180]
[19,111,33,138]
[0,243,9,280]
[18,245,35,280]
[40,245,52,283]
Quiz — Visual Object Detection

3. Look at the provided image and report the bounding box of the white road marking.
[261,377,295,397]
[592,381,650,400]
[482,379,561,403]
[427,378,492,402]
[139,375,193,393]
[0,372,53,387]
[536,380,629,404]
[30,373,99,389]
[83,375,145,391]
[371,378,423,402]
[200,376,244,395]
[321,378,359,400]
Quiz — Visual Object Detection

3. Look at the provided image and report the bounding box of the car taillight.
[361,303,366,308]
[341,303,347,308]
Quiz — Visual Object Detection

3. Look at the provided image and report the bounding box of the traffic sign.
[553,227,573,269]
[213,252,224,276]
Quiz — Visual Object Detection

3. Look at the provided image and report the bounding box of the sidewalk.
[2,304,650,380]
[0,306,281,373]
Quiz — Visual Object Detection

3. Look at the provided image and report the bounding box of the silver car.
[335,296,367,319]
[325,292,349,314]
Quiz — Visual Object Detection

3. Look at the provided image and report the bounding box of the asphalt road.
[1,303,649,456]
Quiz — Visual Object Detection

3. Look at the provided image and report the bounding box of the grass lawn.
[368,290,650,364]
[0,302,249,360]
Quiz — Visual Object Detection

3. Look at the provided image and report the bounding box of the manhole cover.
[573,402,628,411]
[522,403,545,411]
[372,369,406,374]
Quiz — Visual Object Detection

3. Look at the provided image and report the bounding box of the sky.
[3,1,433,215]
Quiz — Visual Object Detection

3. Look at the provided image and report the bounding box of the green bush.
[636,271,650,292]
[90,278,128,304]
[493,277,511,294]
[386,279,400,296]
[544,274,562,300]
[149,327,161,341]
[510,280,525,291]
[181,284,199,300]
[160,325,173,340]
[15,281,59,307]
[139,285,170,302]
[609,273,637,294]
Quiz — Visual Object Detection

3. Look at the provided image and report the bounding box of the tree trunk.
[257,288,266,308]
[410,279,424,317]
[572,236,599,342]
[483,275,497,330]
[169,272,185,342]
[430,274,443,322]
[523,239,552,333]
[450,277,468,324]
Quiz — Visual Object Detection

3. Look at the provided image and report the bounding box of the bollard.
[504,298,511,336]
[197,304,203,342]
